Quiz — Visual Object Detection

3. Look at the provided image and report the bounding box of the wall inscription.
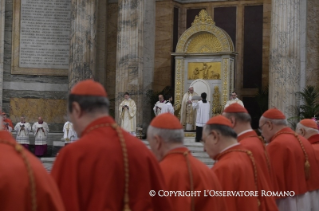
[11,0,70,75]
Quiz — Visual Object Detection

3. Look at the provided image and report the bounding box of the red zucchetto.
[71,79,107,97]
[150,113,183,129]
[262,108,286,119]
[224,103,248,113]
[206,115,233,127]
[300,119,318,130]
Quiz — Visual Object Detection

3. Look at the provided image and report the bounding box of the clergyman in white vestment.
[14,116,31,149]
[153,94,165,116]
[63,121,78,145]
[119,92,137,135]
[32,116,49,157]
[224,91,244,109]
[192,92,210,142]
[161,95,174,114]
[180,87,199,131]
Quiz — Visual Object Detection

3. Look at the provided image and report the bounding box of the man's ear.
[229,116,236,128]
[300,128,306,137]
[153,135,163,151]
[210,130,220,145]
[72,102,83,118]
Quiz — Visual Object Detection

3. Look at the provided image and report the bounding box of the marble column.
[306,0,319,87]
[269,0,304,119]
[68,0,98,90]
[115,0,156,130]
[0,0,5,109]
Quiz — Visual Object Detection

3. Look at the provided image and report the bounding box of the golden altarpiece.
[172,10,236,118]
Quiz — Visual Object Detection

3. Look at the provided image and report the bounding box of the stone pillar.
[306,0,319,87]
[69,0,98,89]
[269,0,303,119]
[0,0,4,109]
[115,0,156,130]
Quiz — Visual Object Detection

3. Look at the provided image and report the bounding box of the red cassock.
[266,127,319,196]
[238,130,276,190]
[3,118,13,128]
[212,144,278,211]
[0,130,65,211]
[160,147,227,211]
[51,116,173,211]
[308,134,319,162]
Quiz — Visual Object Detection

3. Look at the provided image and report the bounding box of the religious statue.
[193,68,200,79]
[210,70,220,79]
[202,63,212,79]
[212,86,222,116]
[189,62,220,80]
[119,92,137,136]
[180,87,199,131]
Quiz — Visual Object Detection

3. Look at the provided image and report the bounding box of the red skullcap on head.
[224,103,248,113]
[262,108,286,119]
[206,115,233,128]
[71,79,107,97]
[150,113,183,129]
[300,119,318,130]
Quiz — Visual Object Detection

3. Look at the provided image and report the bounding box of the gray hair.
[203,124,237,139]
[147,126,184,144]
[224,112,251,123]
[261,116,288,126]
[296,123,319,134]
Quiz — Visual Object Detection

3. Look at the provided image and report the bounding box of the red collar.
[237,130,258,142]
[81,116,115,136]
[308,134,319,145]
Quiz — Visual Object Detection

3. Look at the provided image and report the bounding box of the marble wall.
[10,98,67,131]
[306,0,319,87]
[3,0,68,131]
[0,0,4,109]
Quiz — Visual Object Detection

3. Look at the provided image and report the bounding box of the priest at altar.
[119,92,137,135]
[180,87,199,131]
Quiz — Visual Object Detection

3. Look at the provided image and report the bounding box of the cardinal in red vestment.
[0,110,65,211]
[260,108,319,211]
[223,103,276,190]
[147,113,227,211]
[51,79,172,211]
[203,115,278,211]
[2,112,13,131]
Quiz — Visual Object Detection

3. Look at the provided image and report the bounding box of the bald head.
[296,123,319,139]
[147,126,184,161]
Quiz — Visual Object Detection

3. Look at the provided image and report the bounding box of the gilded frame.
[173,10,235,110]
[11,0,68,76]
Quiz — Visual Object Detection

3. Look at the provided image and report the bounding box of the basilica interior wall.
[306,0,319,88]
[3,0,68,132]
